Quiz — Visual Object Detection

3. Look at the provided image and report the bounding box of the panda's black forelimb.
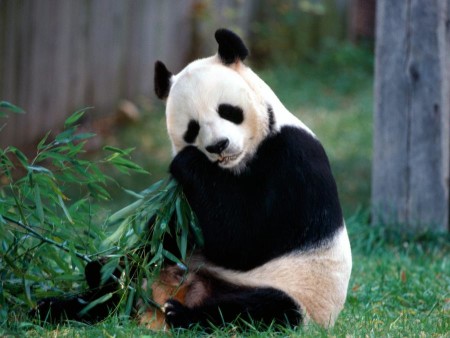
[164,286,301,329]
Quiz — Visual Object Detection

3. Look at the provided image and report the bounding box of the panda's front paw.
[163,299,197,329]
[170,146,207,182]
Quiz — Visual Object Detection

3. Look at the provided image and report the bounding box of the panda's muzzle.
[206,138,230,155]
[205,139,242,165]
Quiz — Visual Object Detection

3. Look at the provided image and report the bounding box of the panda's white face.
[165,58,269,173]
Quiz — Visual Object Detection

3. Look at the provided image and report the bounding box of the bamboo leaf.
[162,249,183,265]
[57,195,73,224]
[189,211,204,247]
[55,127,76,144]
[0,101,26,114]
[27,165,54,177]
[175,198,185,229]
[87,183,111,200]
[38,151,71,163]
[64,107,92,128]
[147,244,163,265]
[72,132,96,141]
[124,288,136,318]
[100,257,120,286]
[65,140,87,156]
[139,179,165,195]
[33,184,44,223]
[109,157,149,174]
[103,146,134,155]
[8,147,28,167]
[107,199,144,225]
[78,292,113,317]
[37,131,52,150]
[123,188,145,200]
[23,278,33,306]
[179,227,188,261]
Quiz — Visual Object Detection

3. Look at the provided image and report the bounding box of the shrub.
[0,103,197,325]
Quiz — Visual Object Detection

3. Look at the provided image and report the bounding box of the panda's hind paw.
[163,299,197,329]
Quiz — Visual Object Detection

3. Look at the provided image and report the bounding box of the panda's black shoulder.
[249,125,343,245]
[251,125,334,178]
[253,124,340,202]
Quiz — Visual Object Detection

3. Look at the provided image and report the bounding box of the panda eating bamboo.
[33,28,352,330]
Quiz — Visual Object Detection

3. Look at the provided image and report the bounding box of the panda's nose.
[206,138,229,154]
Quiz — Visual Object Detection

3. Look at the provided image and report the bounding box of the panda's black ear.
[215,28,249,65]
[154,61,172,100]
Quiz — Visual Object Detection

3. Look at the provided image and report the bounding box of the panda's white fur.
[154,28,352,329]
[197,227,352,327]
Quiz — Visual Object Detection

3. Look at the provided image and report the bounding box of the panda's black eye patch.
[218,104,244,124]
[183,120,200,143]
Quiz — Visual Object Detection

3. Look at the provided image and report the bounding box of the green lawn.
[5,214,449,337]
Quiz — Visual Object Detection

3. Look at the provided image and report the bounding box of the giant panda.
[145,28,352,329]
[32,28,352,330]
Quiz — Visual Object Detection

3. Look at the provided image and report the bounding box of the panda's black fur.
[32,29,351,330]
[170,127,342,272]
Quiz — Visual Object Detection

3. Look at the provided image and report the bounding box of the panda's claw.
[163,299,197,329]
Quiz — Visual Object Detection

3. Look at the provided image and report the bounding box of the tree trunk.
[372,0,450,231]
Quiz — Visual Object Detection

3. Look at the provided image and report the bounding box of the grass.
[3,213,449,337]
[336,213,450,337]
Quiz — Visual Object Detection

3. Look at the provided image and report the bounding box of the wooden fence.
[0,0,197,148]
[0,0,357,148]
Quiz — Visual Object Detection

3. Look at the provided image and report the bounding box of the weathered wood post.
[372,0,450,231]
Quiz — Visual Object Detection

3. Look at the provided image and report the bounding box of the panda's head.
[154,29,273,173]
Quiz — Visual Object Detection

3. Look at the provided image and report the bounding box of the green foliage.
[0,105,197,328]
[251,0,353,66]
[1,107,113,323]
